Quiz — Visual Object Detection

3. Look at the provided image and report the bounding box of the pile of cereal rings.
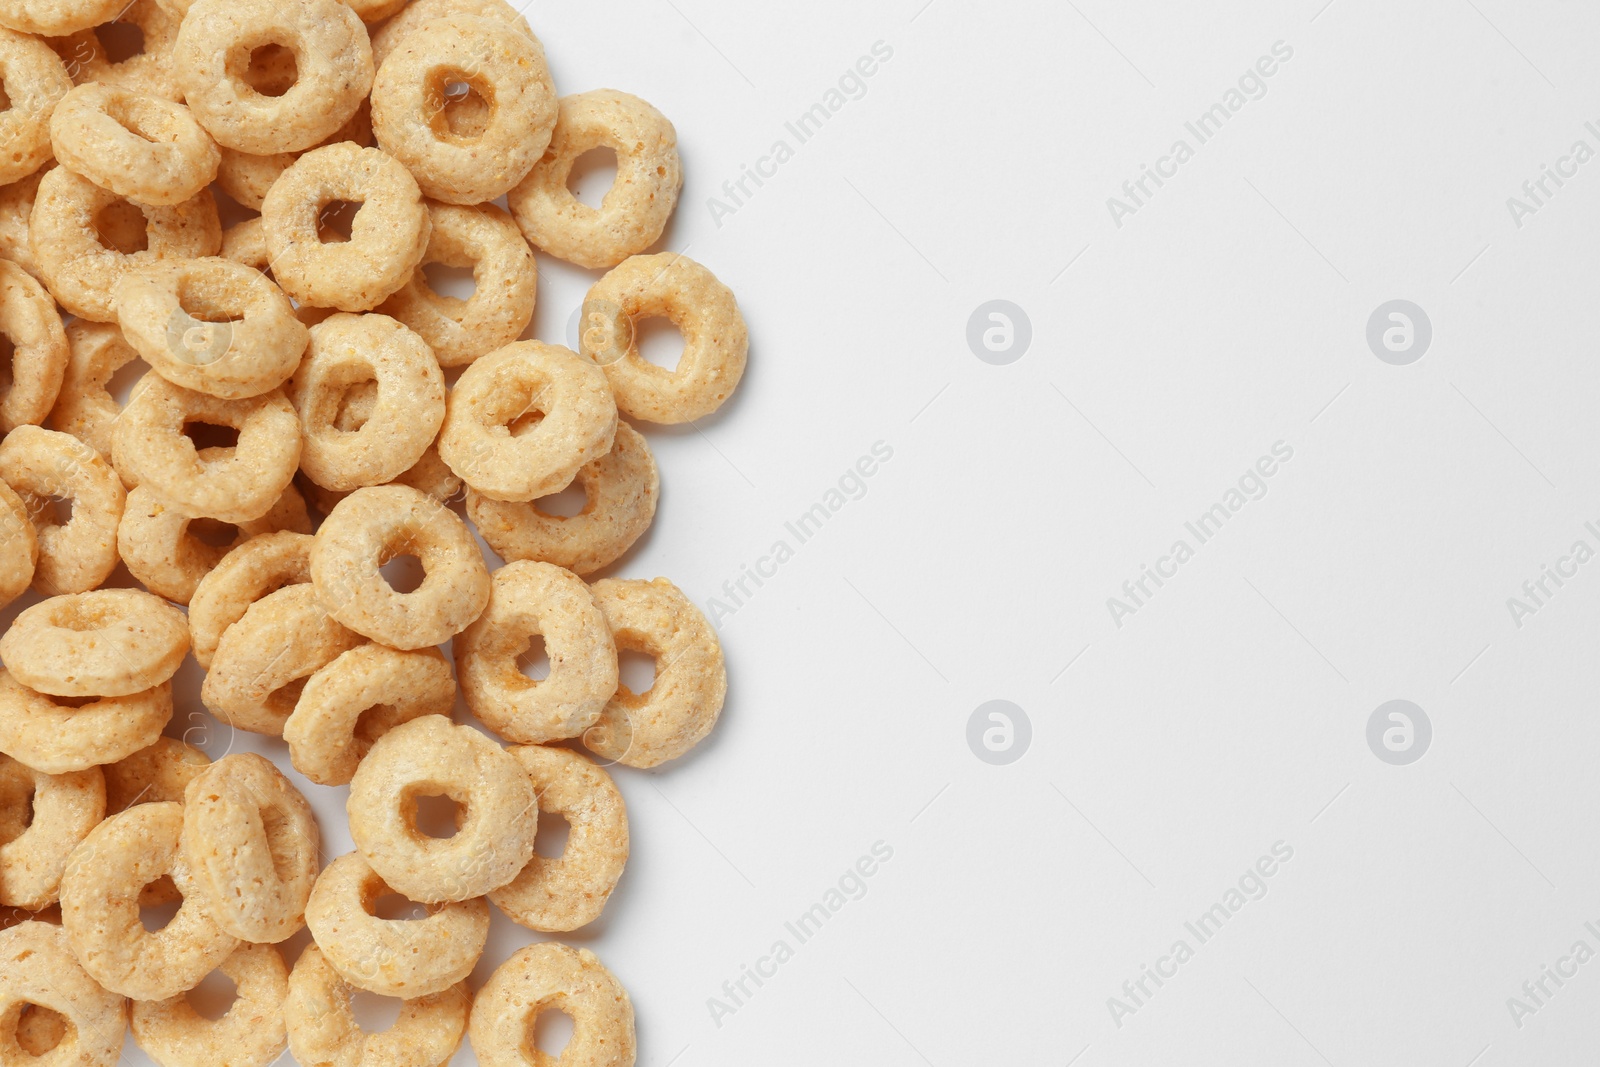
[0,0,746,1062]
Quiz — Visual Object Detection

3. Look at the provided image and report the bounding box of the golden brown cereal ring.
[469,943,635,1067]
[304,852,487,998]
[370,14,556,205]
[346,714,535,903]
[288,313,445,491]
[0,425,123,594]
[456,561,616,745]
[201,583,362,736]
[103,736,209,814]
[0,164,49,282]
[117,483,311,604]
[48,0,185,100]
[439,341,617,503]
[0,0,120,34]
[286,945,469,1067]
[60,801,237,1000]
[467,421,657,577]
[214,100,371,212]
[0,921,124,1067]
[0,480,35,609]
[284,644,454,787]
[0,670,170,774]
[347,0,407,22]
[0,589,188,697]
[377,201,536,367]
[509,90,682,270]
[49,83,219,207]
[115,256,308,399]
[310,484,491,650]
[45,319,141,458]
[0,757,101,910]
[130,942,287,1067]
[0,258,68,433]
[369,0,534,68]
[173,0,373,155]
[29,165,221,322]
[0,29,70,182]
[187,530,310,670]
[180,754,319,944]
[112,376,300,524]
[262,142,429,312]
[584,577,726,769]
[489,746,628,932]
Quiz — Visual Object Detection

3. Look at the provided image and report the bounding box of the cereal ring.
[310,484,491,650]
[346,0,407,23]
[509,91,682,270]
[0,670,170,774]
[581,253,747,424]
[439,341,617,502]
[47,0,185,101]
[0,0,120,35]
[0,757,102,910]
[369,0,535,68]
[112,376,301,524]
[0,165,48,282]
[200,583,362,736]
[173,0,373,155]
[187,530,310,669]
[0,922,124,1067]
[288,313,446,491]
[0,259,68,433]
[180,754,319,944]
[130,942,287,1067]
[583,577,725,768]
[0,29,70,181]
[286,945,469,1067]
[60,801,238,1000]
[489,746,628,932]
[346,714,535,903]
[115,256,308,398]
[29,165,221,322]
[377,201,536,367]
[468,943,635,1067]
[284,644,455,786]
[103,737,209,814]
[0,589,188,698]
[117,482,311,604]
[304,852,487,998]
[0,480,35,608]
[370,14,556,205]
[456,561,617,745]
[466,421,657,577]
[214,100,371,211]
[49,84,219,206]
[0,426,124,594]
[45,319,142,458]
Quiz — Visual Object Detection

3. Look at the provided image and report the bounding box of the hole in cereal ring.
[332,378,378,433]
[243,43,296,97]
[634,317,684,371]
[189,518,240,549]
[617,647,657,697]
[0,85,11,114]
[183,420,240,452]
[527,1009,574,1059]
[409,792,462,840]
[420,261,476,301]
[176,276,246,325]
[567,147,618,209]
[264,676,310,724]
[317,200,360,244]
[140,895,181,932]
[353,704,395,747]
[379,554,424,594]
[107,356,149,402]
[185,968,238,1022]
[350,989,402,1033]
[0,769,34,845]
[507,408,544,437]
[516,635,549,681]
[95,20,145,65]
[371,893,427,921]
[534,811,569,859]
[427,73,491,141]
[532,481,587,519]
[14,1003,67,1056]
[25,495,73,529]
[94,200,148,254]
[0,335,14,395]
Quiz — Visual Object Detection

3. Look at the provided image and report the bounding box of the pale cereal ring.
[0,480,34,609]
[173,0,373,155]
[584,577,726,769]
[509,90,682,270]
[117,482,311,605]
[289,313,445,491]
[0,259,68,433]
[180,753,319,944]
[200,583,362,736]
[111,376,301,524]
[310,484,491,650]
[346,713,535,903]
[286,945,468,1067]
[0,426,124,594]
[439,341,617,503]
[187,530,310,670]
[0,164,47,282]
[0,0,120,35]
[456,561,617,745]
[114,256,308,399]
[29,165,221,322]
[60,801,238,1000]
[45,319,142,458]
[346,0,407,23]
[304,852,487,998]
[489,745,628,932]
[0,589,188,698]
[377,200,536,367]
[0,922,124,1067]
[369,0,535,69]
[0,28,70,182]
[49,84,219,207]
[217,219,343,330]
[103,736,209,814]
[262,142,430,312]
[469,943,635,1067]
[0,757,101,910]
[130,942,287,1067]
[48,0,185,101]
[214,100,370,212]
[284,644,455,787]
[0,670,169,774]
[370,14,556,205]
[467,421,657,577]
